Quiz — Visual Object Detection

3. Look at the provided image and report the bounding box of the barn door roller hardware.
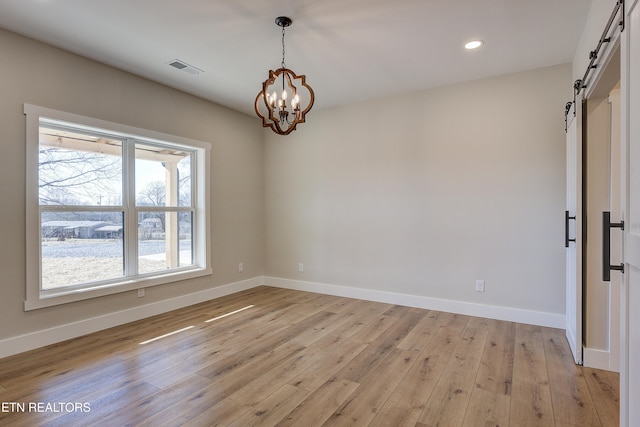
[564,0,624,126]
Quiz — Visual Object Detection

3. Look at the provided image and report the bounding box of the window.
[25,104,211,310]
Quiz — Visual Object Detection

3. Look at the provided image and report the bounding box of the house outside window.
[24,104,211,310]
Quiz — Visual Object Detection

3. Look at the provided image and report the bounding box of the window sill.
[24,267,213,311]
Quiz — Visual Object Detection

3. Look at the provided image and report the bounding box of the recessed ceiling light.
[464,40,484,50]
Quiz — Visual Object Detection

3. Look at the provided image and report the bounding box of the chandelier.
[255,16,315,135]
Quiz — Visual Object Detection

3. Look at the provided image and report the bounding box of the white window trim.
[24,104,212,311]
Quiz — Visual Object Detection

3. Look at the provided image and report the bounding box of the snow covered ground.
[41,239,192,290]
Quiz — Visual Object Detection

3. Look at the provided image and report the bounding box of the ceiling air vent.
[166,59,203,75]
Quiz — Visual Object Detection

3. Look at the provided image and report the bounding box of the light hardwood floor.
[0,286,619,426]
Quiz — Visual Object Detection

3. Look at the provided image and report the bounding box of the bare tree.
[39,147,121,206]
[137,181,166,233]
[137,180,166,206]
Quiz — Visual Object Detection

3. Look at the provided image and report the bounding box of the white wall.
[264,64,571,322]
[0,29,264,349]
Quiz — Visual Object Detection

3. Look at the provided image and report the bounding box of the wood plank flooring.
[0,286,619,426]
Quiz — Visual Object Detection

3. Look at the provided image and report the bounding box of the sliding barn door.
[565,96,583,365]
[620,0,640,424]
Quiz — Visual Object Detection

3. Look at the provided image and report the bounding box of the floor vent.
[166,59,203,75]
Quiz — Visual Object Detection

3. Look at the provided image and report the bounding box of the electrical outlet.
[239,262,244,273]
[475,280,485,292]
[137,288,145,298]
[298,263,304,273]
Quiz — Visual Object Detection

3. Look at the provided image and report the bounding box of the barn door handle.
[603,211,624,281]
[565,210,576,247]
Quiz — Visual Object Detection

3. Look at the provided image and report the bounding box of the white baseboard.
[1,275,567,359]
[584,347,617,371]
[264,276,565,329]
[0,276,264,359]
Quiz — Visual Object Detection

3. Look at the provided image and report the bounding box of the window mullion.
[123,138,138,277]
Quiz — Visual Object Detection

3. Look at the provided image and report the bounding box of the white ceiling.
[0,0,592,116]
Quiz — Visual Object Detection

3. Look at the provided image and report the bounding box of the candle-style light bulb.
[282,90,288,100]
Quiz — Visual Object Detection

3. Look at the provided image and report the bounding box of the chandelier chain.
[281,26,286,68]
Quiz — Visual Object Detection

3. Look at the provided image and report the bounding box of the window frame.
[25,104,212,311]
